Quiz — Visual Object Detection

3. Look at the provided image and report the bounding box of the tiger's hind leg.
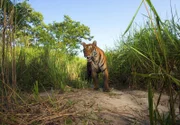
[103,69,110,92]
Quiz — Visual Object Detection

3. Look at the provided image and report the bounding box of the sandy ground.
[39,88,179,125]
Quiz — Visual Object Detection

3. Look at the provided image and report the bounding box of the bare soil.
[2,88,178,125]
[38,88,178,125]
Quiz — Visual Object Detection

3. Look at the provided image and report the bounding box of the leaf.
[123,0,143,36]
[148,82,154,125]
[145,0,162,24]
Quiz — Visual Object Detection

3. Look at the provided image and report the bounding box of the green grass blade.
[123,0,143,36]
[145,0,162,23]
[148,81,154,125]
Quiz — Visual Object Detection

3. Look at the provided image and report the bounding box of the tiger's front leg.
[103,69,110,92]
[92,71,99,90]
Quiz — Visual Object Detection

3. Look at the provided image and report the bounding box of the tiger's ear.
[92,41,97,46]
[81,42,86,47]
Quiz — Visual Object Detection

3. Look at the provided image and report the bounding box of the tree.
[15,1,44,47]
[49,15,93,55]
[1,1,93,54]
[14,4,93,55]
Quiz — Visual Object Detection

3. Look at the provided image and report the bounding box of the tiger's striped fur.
[81,41,110,92]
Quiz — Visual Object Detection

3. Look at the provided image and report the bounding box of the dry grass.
[0,89,109,125]
[1,87,178,125]
[0,92,87,125]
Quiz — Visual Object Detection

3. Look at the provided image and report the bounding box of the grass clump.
[107,15,180,90]
[15,46,87,92]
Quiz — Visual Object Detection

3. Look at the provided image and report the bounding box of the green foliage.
[15,1,44,29]
[16,46,87,92]
[148,82,154,125]
[0,0,14,28]
[107,18,180,89]
[1,0,91,93]
[106,0,180,124]
[1,0,93,55]
[33,81,39,100]
[48,15,93,55]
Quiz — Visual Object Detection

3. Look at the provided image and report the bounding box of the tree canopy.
[1,0,93,55]
[48,15,93,54]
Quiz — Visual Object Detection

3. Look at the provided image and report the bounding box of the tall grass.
[107,2,180,88]
[16,46,87,92]
[0,0,87,122]
[106,0,180,124]
[0,0,18,111]
[0,44,88,123]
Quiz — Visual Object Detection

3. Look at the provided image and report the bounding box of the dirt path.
[39,88,175,125]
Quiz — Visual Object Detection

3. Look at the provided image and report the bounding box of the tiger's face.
[81,41,97,62]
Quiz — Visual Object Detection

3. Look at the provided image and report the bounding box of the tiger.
[81,40,110,92]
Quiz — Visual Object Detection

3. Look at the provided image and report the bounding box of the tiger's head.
[81,41,97,62]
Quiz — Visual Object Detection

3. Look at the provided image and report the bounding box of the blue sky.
[28,0,180,51]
